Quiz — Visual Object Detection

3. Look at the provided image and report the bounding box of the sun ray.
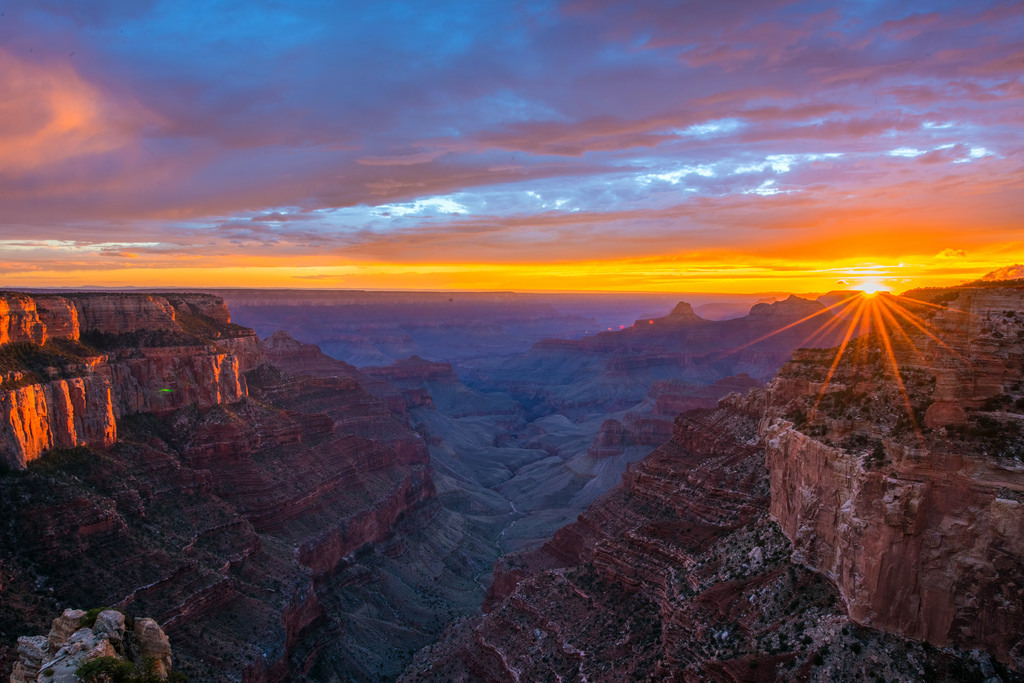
[879,296,972,364]
[875,299,927,365]
[869,301,925,444]
[716,293,863,360]
[853,302,874,369]
[797,303,857,349]
[898,295,975,316]
[809,297,869,419]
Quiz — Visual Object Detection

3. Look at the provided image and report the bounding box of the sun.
[857,279,890,296]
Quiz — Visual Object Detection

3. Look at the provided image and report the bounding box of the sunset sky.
[1,0,1021,293]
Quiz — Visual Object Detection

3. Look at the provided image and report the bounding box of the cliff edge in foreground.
[764,284,1024,668]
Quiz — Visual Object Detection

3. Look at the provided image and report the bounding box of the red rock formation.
[362,355,460,384]
[0,377,117,461]
[73,294,180,335]
[633,301,708,327]
[1,353,436,681]
[106,346,247,417]
[587,418,630,458]
[409,395,993,681]
[33,296,80,342]
[166,293,233,325]
[764,284,1024,671]
[0,295,48,345]
[262,330,360,380]
[0,292,259,469]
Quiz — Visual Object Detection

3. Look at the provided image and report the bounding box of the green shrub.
[75,656,187,683]
[75,657,136,683]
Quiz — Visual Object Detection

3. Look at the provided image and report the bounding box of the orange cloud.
[0,50,156,173]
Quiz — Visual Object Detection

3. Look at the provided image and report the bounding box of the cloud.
[0,1,1020,290]
[982,264,1024,281]
[0,50,158,174]
[357,149,449,166]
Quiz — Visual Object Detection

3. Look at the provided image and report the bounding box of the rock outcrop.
[0,295,47,346]
[10,608,174,682]
[0,378,117,464]
[763,285,1024,670]
[0,293,258,469]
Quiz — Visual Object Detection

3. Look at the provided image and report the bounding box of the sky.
[1,0,1022,293]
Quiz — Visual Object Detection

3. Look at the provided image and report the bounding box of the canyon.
[764,285,1024,668]
[403,283,1024,681]
[2,284,1022,681]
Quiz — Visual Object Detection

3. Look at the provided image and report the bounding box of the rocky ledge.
[405,394,1013,681]
[0,292,263,469]
[0,295,440,681]
[11,608,174,682]
[763,284,1024,669]
[404,283,1024,681]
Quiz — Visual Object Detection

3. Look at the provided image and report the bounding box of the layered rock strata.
[405,284,1024,681]
[405,396,1006,681]
[763,285,1024,669]
[0,294,442,681]
[0,293,259,468]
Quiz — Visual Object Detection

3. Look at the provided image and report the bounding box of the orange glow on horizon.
[1,250,1020,295]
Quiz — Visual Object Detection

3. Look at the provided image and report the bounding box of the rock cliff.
[10,608,175,682]
[0,293,258,469]
[763,284,1024,669]
[405,285,1024,681]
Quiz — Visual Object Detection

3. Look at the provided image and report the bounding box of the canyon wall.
[0,293,443,681]
[0,377,117,465]
[407,395,995,681]
[763,285,1024,669]
[0,293,258,469]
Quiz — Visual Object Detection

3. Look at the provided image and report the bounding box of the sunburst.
[719,287,973,445]
[857,279,891,296]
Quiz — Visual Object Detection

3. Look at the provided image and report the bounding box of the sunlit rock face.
[0,377,117,464]
[763,284,1024,670]
[0,294,49,346]
[0,292,257,469]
